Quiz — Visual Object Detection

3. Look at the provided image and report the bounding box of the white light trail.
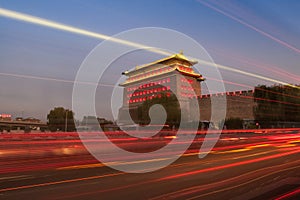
[0,7,298,89]
[0,8,169,56]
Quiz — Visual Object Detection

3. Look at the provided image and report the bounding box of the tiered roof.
[120,52,204,86]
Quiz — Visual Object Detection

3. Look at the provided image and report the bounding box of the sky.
[0,0,300,121]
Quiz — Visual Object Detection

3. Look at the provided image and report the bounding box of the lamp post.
[65,110,68,132]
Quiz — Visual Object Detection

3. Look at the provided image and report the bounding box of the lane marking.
[57,163,104,170]
[0,175,31,181]
[0,172,124,193]
[212,148,250,154]
[56,157,170,170]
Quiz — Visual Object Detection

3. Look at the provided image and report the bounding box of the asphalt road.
[1,129,300,200]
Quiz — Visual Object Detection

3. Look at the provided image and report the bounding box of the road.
[1,129,300,200]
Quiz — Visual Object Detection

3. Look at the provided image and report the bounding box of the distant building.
[78,116,116,131]
[118,52,204,124]
[0,114,12,121]
[0,116,46,133]
[15,117,23,121]
[23,117,41,123]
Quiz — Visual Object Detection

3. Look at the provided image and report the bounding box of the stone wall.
[198,90,255,121]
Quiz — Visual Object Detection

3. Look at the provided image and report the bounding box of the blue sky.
[0,0,299,120]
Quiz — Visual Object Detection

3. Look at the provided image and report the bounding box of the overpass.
[0,120,47,132]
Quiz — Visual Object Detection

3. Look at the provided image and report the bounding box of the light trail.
[1,131,298,197]
[275,187,300,200]
[240,94,300,107]
[205,77,300,100]
[199,60,299,89]
[186,165,300,200]
[150,160,300,200]
[2,70,298,108]
[198,0,300,55]
[0,72,115,87]
[1,130,299,174]
[206,76,253,89]
[0,8,168,56]
[212,47,300,82]
[201,80,300,113]
[0,172,125,193]
[0,8,299,90]
[52,144,300,199]
[159,147,300,181]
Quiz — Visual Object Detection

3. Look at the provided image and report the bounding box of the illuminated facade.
[118,52,204,124]
[0,114,12,121]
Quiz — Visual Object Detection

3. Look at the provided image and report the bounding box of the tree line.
[47,107,115,132]
[254,84,300,124]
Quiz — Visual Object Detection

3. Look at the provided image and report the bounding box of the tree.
[254,84,300,125]
[47,107,75,132]
[225,118,243,129]
[133,92,181,128]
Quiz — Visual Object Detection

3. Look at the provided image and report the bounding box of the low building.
[0,114,12,121]
[23,117,41,123]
